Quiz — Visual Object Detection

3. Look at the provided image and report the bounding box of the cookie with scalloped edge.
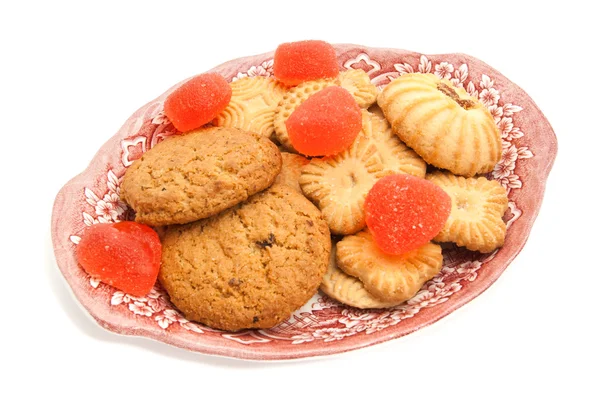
[378,73,501,177]
[274,70,379,152]
[360,109,427,177]
[214,76,286,140]
[320,243,400,309]
[338,69,379,108]
[426,170,508,253]
[299,134,385,235]
[336,230,443,304]
[273,152,310,193]
[274,77,339,151]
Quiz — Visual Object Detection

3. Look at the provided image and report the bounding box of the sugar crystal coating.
[286,86,362,156]
[364,174,451,255]
[273,40,339,86]
[164,73,232,132]
[76,222,162,297]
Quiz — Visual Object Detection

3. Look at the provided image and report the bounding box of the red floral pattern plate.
[51,44,557,360]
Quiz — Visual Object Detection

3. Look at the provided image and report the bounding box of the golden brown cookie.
[214,76,285,140]
[336,230,443,303]
[320,243,400,309]
[378,73,501,177]
[338,69,378,108]
[427,171,509,253]
[274,77,338,151]
[360,110,427,177]
[273,152,310,193]
[299,135,386,235]
[274,70,379,152]
[121,127,282,226]
[159,184,331,331]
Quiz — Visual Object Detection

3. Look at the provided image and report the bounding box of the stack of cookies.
[116,41,509,331]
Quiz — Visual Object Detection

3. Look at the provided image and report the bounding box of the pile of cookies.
[76,40,509,332]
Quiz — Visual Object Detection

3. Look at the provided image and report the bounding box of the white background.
[2,1,598,400]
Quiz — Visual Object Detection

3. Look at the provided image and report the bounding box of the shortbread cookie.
[274,70,379,152]
[321,243,400,309]
[214,76,285,140]
[427,171,509,253]
[338,69,379,108]
[360,110,426,177]
[299,135,386,235]
[159,184,331,331]
[121,127,282,226]
[336,230,443,303]
[378,73,502,177]
[274,77,338,151]
[273,152,310,193]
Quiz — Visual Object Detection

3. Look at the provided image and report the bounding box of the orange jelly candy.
[273,40,339,86]
[76,222,162,297]
[164,72,232,132]
[286,86,362,156]
[364,174,451,255]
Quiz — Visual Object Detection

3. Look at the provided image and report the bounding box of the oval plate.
[51,44,557,360]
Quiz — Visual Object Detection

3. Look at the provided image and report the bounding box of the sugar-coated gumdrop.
[164,73,232,132]
[286,86,362,156]
[273,40,339,86]
[76,222,162,297]
[364,174,451,255]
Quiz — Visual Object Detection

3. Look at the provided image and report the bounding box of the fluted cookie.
[121,127,282,226]
[299,135,385,235]
[378,73,501,177]
[321,243,400,309]
[274,77,338,151]
[273,152,310,193]
[336,230,443,304]
[159,184,331,331]
[427,171,509,253]
[274,70,379,152]
[338,69,378,108]
[360,110,426,177]
[214,76,286,140]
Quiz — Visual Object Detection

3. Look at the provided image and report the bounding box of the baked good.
[360,109,427,177]
[377,73,502,177]
[426,171,509,252]
[337,69,378,108]
[121,127,282,226]
[336,230,443,303]
[299,134,385,235]
[274,78,338,151]
[159,184,331,331]
[274,70,378,152]
[214,76,285,140]
[299,110,427,235]
[320,243,400,309]
[273,152,310,193]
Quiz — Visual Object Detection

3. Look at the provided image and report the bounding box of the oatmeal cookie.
[159,184,331,331]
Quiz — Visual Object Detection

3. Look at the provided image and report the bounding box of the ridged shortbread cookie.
[159,184,331,331]
[121,127,282,226]
[320,243,400,309]
[274,69,378,152]
[336,230,443,303]
[378,73,501,177]
[360,110,426,177]
[427,171,509,253]
[299,134,385,235]
[299,110,428,235]
[214,76,286,140]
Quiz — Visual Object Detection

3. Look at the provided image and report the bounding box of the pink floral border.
[52,45,557,360]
